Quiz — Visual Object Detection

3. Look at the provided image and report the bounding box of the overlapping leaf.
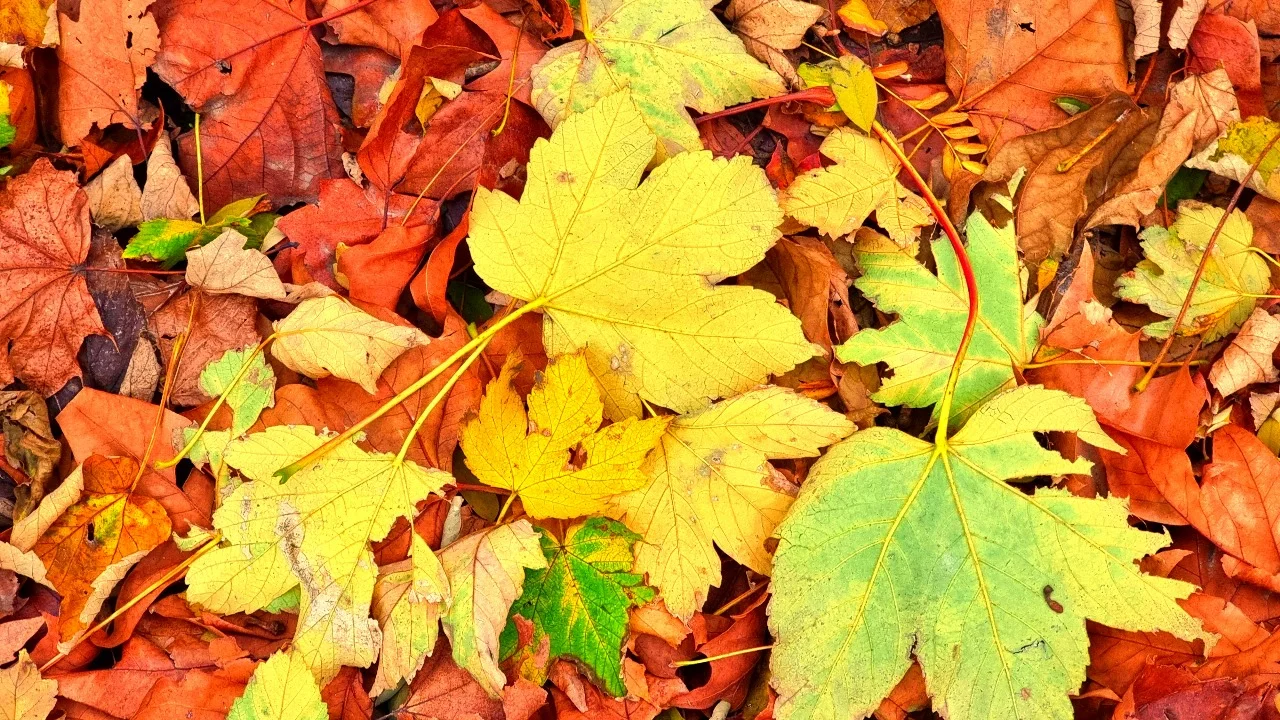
[769,386,1207,720]
[469,90,813,419]
[370,532,450,696]
[837,212,1041,424]
[227,651,327,720]
[460,353,668,519]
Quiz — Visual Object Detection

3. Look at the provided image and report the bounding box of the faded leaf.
[0,542,50,589]
[148,291,260,407]
[140,139,200,222]
[118,339,160,401]
[530,0,786,158]
[1210,308,1280,397]
[441,520,546,697]
[84,155,143,232]
[724,0,824,87]
[770,386,1205,720]
[270,296,428,394]
[781,127,931,245]
[0,651,55,720]
[0,159,107,395]
[227,651,327,720]
[371,532,450,696]
[185,229,288,300]
[187,424,451,682]
[611,386,851,620]
[460,353,669,519]
[1116,201,1269,341]
[1188,116,1280,202]
[199,346,275,436]
[469,90,812,419]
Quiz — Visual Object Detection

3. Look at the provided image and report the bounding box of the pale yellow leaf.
[1210,308,1280,397]
[371,532,450,695]
[0,542,51,589]
[440,520,545,697]
[270,296,428,394]
[611,387,852,619]
[186,229,288,300]
[0,651,55,720]
[84,155,143,232]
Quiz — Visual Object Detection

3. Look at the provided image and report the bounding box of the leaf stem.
[194,113,205,225]
[1134,129,1280,392]
[393,335,493,464]
[134,293,199,489]
[871,122,977,442]
[1022,357,1207,369]
[580,0,594,40]
[694,87,837,125]
[669,645,774,667]
[274,298,547,482]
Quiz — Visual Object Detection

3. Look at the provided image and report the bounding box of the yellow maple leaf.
[781,127,931,244]
[440,520,545,697]
[186,425,452,683]
[0,651,55,720]
[610,387,852,619]
[469,90,813,419]
[371,532,450,696]
[227,651,327,720]
[460,353,669,519]
[271,296,428,393]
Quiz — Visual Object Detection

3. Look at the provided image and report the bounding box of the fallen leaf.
[1196,424,1280,581]
[270,296,428,394]
[1087,69,1239,229]
[0,651,56,720]
[0,390,61,517]
[319,0,437,60]
[84,154,143,232]
[837,211,1041,424]
[148,291,260,407]
[33,456,171,641]
[151,0,343,209]
[370,532,449,696]
[56,0,157,148]
[611,386,851,620]
[440,520,546,697]
[1116,201,1269,341]
[199,346,275,437]
[0,0,55,46]
[392,638,504,720]
[321,667,372,720]
[530,0,786,158]
[934,0,1128,149]
[460,353,669,519]
[1188,116,1280,202]
[227,651,327,720]
[140,139,200,222]
[0,158,107,395]
[0,542,51,589]
[1188,12,1265,118]
[469,90,811,419]
[506,518,653,696]
[1210,308,1280,397]
[770,386,1205,720]
[185,230,288,300]
[724,0,824,88]
[781,127,931,245]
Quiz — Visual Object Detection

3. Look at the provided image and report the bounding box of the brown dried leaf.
[184,229,287,300]
[56,0,158,147]
[85,155,143,232]
[1210,309,1280,398]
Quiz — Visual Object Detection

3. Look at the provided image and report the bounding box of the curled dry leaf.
[185,229,288,300]
[56,0,158,147]
[140,139,200,222]
[84,154,143,232]
[1210,308,1280,398]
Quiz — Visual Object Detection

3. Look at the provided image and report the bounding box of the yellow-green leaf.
[470,90,813,419]
[531,0,785,158]
[228,651,327,720]
[186,425,452,683]
[781,127,930,244]
[200,346,275,437]
[371,532,450,696]
[769,386,1206,720]
[461,353,668,519]
[1116,201,1269,341]
[440,520,546,697]
[610,386,852,620]
[270,296,428,394]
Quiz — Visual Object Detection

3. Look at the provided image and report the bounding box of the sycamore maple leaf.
[469,90,813,419]
[0,159,107,396]
[781,127,931,244]
[460,353,669,519]
[440,520,546,698]
[530,0,786,158]
[200,346,275,437]
[227,651,327,720]
[1116,201,1269,341]
[837,211,1041,425]
[186,425,452,683]
[768,386,1208,720]
[502,517,653,696]
[610,386,851,620]
[371,532,450,696]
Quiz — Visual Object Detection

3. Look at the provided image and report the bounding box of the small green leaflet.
[125,195,278,266]
[200,346,275,437]
[502,518,653,696]
[768,386,1208,720]
[837,211,1040,424]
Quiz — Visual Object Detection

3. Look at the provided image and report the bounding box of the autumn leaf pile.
[5,0,1280,719]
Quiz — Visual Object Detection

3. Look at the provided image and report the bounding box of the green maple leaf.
[836,211,1041,424]
[1115,201,1269,341]
[768,386,1209,720]
[125,195,277,266]
[502,517,653,696]
[200,346,275,437]
[530,0,786,159]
